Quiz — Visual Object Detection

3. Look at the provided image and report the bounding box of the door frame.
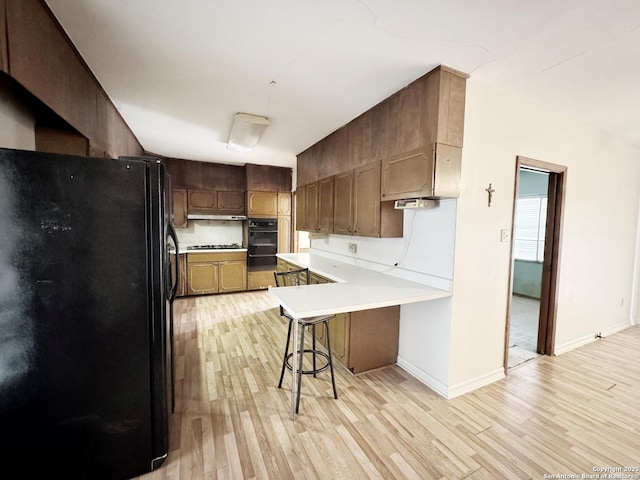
[504,156,567,371]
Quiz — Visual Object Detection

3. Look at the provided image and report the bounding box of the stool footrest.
[285,349,331,375]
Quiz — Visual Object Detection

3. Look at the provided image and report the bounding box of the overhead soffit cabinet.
[227,113,269,152]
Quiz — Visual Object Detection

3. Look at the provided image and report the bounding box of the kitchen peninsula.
[270,252,451,419]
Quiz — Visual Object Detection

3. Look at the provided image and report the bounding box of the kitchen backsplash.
[175,220,244,247]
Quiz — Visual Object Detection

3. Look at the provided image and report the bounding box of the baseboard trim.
[554,322,631,355]
[396,358,505,400]
[396,357,448,399]
[447,368,505,399]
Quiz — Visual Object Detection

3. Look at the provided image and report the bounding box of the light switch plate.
[501,229,511,242]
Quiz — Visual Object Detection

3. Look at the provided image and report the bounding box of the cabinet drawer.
[187,251,246,263]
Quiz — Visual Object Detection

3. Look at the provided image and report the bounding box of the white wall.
[448,78,640,391]
[0,80,35,150]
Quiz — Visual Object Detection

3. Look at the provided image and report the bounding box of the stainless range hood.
[186,214,247,221]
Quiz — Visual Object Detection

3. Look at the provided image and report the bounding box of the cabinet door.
[305,182,319,231]
[187,262,218,294]
[381,148,433,201]
[317,176,334,232]
[219,261,247,293]
[278,215,291,253]
[333,171,353,235]
[329,313,350,365]
[172,189,188,228]
[295,185,308,231]
[247,270,276,290]
[188,190,217,213]
[278,192,292,215]
[353,161,381,237]
[217,190,245,214]
[247,191,278,217]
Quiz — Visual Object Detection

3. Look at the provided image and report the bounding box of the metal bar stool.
[273,268,338,413]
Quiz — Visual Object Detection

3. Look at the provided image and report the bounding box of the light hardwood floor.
[135,291,640,480]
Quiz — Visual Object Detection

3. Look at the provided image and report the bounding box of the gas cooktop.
[186,243,242,250]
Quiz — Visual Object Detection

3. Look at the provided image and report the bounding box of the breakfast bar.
[269,253,452,420]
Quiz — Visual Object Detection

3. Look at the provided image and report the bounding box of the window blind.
[513,196,547,262]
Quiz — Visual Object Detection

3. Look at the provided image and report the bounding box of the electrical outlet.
[500,229,511,242]
[348,242,357,254]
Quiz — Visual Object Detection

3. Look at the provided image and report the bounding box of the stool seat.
[274,268,338,414]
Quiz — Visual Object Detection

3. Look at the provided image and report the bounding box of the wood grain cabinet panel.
[278,192,291,215]
[348,306,399,374]
[301,177,333,233]
[188,190,217,213]
[317,176,334,232]
[296,65,467,203]
[7,0,97,139]
[0,0,8,72]
[217,190,245,214]
[295,185,308,232]
[247,270,276,290]
[347,110,372,169]
[35,126,89,156]
[246,164,292,192]
[5,0,143,158]
[218,261,247,293]
[304,182,318,230]
[187,252,247,295]
[187,262,218,295]
[278,215,291,253]
[333,170,354,235]
[172,189,188,228]
[247,191,278,217]
[353,161,381,237]
[381,144,461,201]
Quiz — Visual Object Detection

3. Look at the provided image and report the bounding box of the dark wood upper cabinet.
[381,144,461,201]
[4,0,142,158]
[0,0,8,73]
[348,110,372,169]
[217,191,245,213]
[35,126,89,156]
[246,163,292,192]
[333,170,354,235]
[188,190,217,213]
[297,65,467,200]
[7,0,97,140]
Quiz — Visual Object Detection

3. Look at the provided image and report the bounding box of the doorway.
[505,157,566,370]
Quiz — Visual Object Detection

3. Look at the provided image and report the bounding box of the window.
[513,196,547,262]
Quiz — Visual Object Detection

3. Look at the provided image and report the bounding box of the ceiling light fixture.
[227,112,270,152]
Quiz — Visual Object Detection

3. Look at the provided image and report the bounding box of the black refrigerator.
[0,147,179,479]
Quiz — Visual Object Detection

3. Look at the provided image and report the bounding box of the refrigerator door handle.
[167,223,179,302]
[167,222,179,413]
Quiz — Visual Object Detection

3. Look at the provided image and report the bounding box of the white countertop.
[270,253,451,318]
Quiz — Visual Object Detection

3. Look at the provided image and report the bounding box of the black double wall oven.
[247,218,278,271]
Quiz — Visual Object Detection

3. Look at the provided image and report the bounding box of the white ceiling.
[45,0,640,169]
